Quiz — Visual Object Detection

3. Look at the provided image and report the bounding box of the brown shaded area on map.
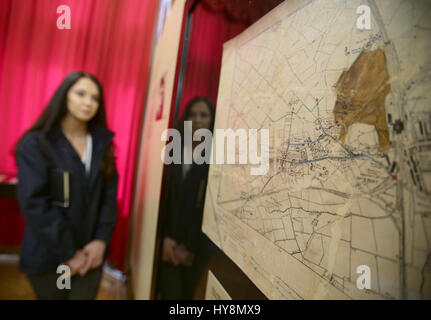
[334,49,391,150]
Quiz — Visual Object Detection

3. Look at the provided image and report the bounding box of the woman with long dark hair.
[158,96,218,299]
[15,71,118,299]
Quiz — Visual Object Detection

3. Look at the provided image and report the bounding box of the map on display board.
[205,271,232,300]
[202,0,431,299]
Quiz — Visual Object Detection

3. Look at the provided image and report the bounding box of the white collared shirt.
[81,133,92,175]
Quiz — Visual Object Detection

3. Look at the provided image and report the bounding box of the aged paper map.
[205,271,233,300]
[202,0,431,299]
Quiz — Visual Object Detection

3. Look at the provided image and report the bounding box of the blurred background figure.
[158,96,218,299]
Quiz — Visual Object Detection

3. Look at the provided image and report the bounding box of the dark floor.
[0,247,129,300]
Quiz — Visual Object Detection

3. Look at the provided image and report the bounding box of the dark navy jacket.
[15,125,118,274]
[159,163,218,299]
[163,163,216,256]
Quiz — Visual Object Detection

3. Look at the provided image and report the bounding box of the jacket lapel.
[47,126,86,175]
[87,127,114,190]
[46,125,114,190]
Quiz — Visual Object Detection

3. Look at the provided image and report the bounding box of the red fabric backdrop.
[0,0,158,270]
[176,0,284,117]
[177,1,247,117]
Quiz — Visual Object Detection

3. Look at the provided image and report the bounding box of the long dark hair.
[177,96,216,139]
[16,71,115,180]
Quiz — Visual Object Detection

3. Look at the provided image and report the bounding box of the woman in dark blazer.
[158,97,218,300]
[15,71,118,300]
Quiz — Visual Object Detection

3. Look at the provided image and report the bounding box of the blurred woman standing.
[15,71,118,299]
[158,96,218,299]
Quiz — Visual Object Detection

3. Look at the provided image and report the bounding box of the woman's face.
[66,77,100,122]
[187,101,212,132]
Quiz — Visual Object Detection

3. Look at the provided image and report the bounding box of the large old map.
[202,0,431,299]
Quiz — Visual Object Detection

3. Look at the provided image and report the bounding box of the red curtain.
[177,1,247,116]
[176,0,283,117]
[202,0,285,25]
[0,0,158,270]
